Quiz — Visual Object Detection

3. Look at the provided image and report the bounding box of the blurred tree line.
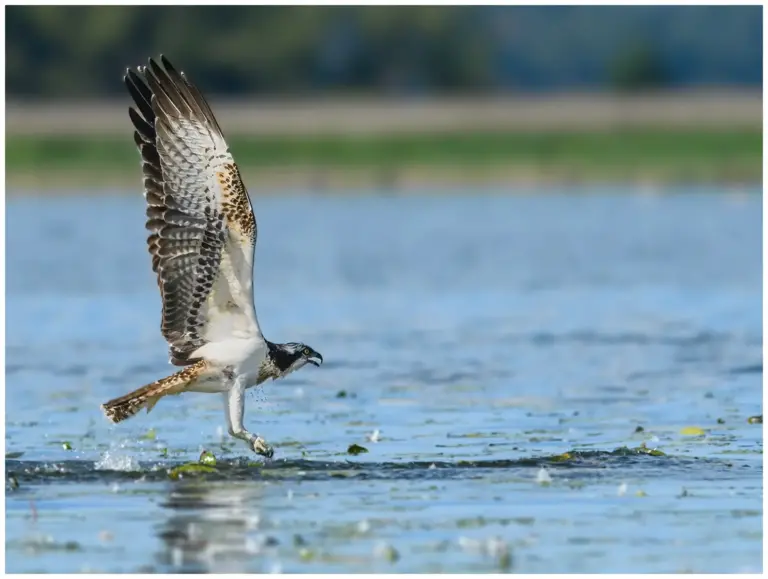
[6,5,761,98]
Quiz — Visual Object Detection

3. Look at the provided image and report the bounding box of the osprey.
[101,55,323,458]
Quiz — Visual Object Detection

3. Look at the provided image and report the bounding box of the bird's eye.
[303,347,311,356]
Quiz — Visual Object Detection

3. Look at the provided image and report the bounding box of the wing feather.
[125,55,261,366]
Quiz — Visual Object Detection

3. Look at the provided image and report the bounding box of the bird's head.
[266,341,323,379]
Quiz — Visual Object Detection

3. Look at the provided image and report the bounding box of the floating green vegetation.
[680,426,707,436]
[456,516,489,529]
[546,444,666,462]
[168,450,218,479]
[168,463,217,480]
[347,444,369,456]
[5,452,24,459]
[374,542,400,563]
[62,441,73,450]
[140,428,157,440]
[199,450,217,466]
[625,443,666,457]
[747,415,762,424]
[298,547,315,562]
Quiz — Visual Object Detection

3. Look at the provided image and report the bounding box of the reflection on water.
[156,482,266,573]
[5,189,763,573]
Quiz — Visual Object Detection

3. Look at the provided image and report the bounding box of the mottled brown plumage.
[218,163,257,242]
[102,360,209,423]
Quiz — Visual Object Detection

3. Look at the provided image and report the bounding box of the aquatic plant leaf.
[168,463,217,479]
[141,428,157,440]
[374,542,400,562]
[347,444,369,456]
[199,450,216,466]
[680,426,706,436]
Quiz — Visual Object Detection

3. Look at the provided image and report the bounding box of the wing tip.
[160,55,180,76]
[149,54,175,74]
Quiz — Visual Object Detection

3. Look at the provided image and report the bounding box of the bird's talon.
[252,437,274,458]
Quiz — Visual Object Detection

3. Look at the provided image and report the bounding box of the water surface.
[6,188,762,572]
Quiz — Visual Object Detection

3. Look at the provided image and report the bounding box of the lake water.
[5,188,763,573]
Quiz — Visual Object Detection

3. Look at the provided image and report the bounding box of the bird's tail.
[101,360,207,423]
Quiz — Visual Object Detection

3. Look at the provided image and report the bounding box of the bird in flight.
[101,55,323,458]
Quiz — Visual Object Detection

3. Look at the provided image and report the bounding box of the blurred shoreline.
[7,92,760,135]
[7,92,761,192]
[6,162,762,195]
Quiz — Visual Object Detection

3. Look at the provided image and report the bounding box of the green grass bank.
[6,129,761,191]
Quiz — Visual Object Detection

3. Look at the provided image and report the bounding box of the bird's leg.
[224,378,273,458]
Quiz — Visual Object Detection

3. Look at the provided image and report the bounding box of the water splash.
[94,447,141,472]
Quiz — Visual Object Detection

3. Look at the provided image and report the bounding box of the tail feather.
[101,360,207,423]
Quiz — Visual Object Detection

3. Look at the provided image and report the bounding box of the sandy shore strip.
[7,91,761,137]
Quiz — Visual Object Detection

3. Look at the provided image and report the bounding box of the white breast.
[193,337,267,370]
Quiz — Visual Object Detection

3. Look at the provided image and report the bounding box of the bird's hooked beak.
[308,352,323,367]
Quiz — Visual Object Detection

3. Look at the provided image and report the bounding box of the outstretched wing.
[125,55,262,366]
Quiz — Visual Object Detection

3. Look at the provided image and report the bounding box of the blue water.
[5,188,763,572]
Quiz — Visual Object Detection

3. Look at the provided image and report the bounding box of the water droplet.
[367,429,381,443]
[536,467,552,485]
